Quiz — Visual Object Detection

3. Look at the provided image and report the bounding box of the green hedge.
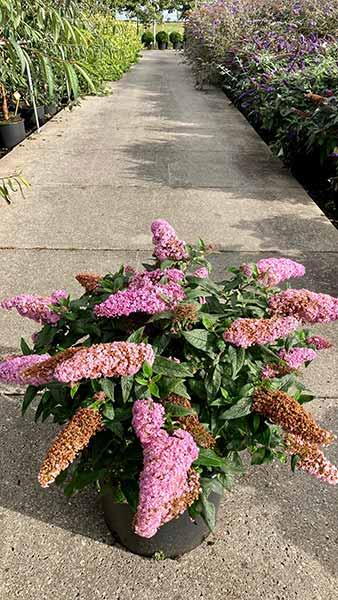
[84,17,141,89]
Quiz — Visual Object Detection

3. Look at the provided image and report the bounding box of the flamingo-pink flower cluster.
[151,219,188,262]
[242,257,305,287]
[0,354,50,385]
[132,398,199,538]
[279,347,317,369]
[223,316,300,348]
[269,289,338,323]
[94,268,185,318]
[54,342,154,383]
[0,290,67,324]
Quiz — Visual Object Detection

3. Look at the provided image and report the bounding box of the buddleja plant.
[0,220,337,537]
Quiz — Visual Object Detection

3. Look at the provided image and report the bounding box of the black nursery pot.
[158,42,167,50]
[45,103,57,117]
[30,105,45,127]
[0,118,26,148]
[102,490,221,558]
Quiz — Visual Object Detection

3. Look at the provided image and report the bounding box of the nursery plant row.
[0,0,141,150]
[185,0,338,227]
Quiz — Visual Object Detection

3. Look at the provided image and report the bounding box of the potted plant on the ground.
[169,31,183,50]
[0,85,26,148]
[1,220,337,558]
[141,31,154,49]
[156,30,168,50]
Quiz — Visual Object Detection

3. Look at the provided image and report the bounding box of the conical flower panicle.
[253,388,334,445]
[0,290,67,324]
[23,347,83,385]
[0,353,50,385]
[132,398,199,538]
[38,406,104,488]
[151,219,188,262]
[286,434,338,485]
[268,289,338,324]
[54,342,154,383]
[76,272,102,293]
[223,316,300,348]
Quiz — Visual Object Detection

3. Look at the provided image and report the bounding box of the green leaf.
[200,476,224,497]
[153,356,193,378]
[127,327,145,343]
[165,402,195,417]
[251,447,266,465]
[291,454,300,472]
[70,383,80,399]
[9,37,27,74]
[121,376,134,403]
[22,385,39,415]
[148,382,160,397]
[220,397,252,420]
[200,492,216,531]
[103,403,115,420]
[194,448,226,468]
[142,361,153,378]
[20,337,31,355]
[205,364,222,400]
[182,329,215,352]
[74,63,96,93]
[100,378,115,401]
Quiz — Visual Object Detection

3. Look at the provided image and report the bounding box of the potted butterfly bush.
[0,220,337,558]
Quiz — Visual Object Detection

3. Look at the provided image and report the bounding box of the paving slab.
[0,187,336,252]
[0,50,338,600]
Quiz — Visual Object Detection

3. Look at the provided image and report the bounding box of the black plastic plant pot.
[0,119,26,149]
[158,42,166,50]
[102,490,221,558]
[29,105,45,128]
[45,103,57,117]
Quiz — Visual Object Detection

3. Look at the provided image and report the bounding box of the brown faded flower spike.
[38,406,103,488]
[164,394,216,449]
[24,347,83,383]
[253,388,334,446]
[75,273,102,293]
[165,468,201,522]
[173,303,199,323]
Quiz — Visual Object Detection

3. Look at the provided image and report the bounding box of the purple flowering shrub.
[185,0,338,215]
[1,220,337,537]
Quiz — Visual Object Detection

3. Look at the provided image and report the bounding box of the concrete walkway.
[0,51,337,599]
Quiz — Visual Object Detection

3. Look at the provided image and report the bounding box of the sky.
[118,10,180,21]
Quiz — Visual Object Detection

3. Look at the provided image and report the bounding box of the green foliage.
[156,30,168,44]
[141,31,154,47]
[0,0,141,114]
[0,172,30,204]
[184,0,338,212]
[169,30,182,44]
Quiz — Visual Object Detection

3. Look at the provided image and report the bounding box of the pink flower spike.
[307,336,333,350]
[0,353,50,385]
[256,257,305,287]
[193,267,209,279]
[132,398,199,538]
[223,316,300,348]
[151,219,188,262]
[269,289,338,324]
[0,290,67,324]
[279,347,317,369]
[94,281,185,318]
[54,342,154,383]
